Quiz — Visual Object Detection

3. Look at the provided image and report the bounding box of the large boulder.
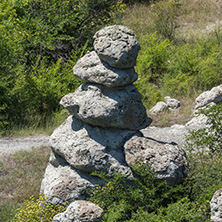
[50,116,135,177]
[60,83,152,130]
[211,188,222,222]
[124,136,188,185]
[73,51,138,87]
[93,25,140,69]
[195,84,222,110]
[52,200,104,222]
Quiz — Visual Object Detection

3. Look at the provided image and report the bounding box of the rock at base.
[124,136,187,185]
[52,200,104,222]
[50,116,135,177]
[60,83,152,130]
[40,159,103,205]
[73,51,138,87]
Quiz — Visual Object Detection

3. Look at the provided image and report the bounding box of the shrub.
[136,33,171,85]
[0,0,126,131]
[84,162,185,221]
[12,195,66,222]
[186,104,222,153]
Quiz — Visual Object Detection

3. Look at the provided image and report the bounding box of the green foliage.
[0,0,125,131]
[129,197,209,222]
[135,29,222,109]
[186,104,222,153]
[136,33,171,85]
[84,162,184,222]
[12,195,66,222]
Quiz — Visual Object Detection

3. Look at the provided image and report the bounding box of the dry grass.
[122,0,222,41]
[0,146,50,206]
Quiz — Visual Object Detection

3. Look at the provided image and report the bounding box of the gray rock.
[124,135,188,185]
[149,101,168,115]
[164,96,181,110]
[195,84,222,110]
[141,125,188,147]
[211,188,222,222]
[52,200,104,222]
[60,83,152,130]
[73,51,138,87]
[185,114,209,130]
[93,25,140,68]
[50,116,135,177]
[40,158,103,205]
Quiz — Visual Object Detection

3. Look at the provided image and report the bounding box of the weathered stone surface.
[149,101,168,115]
[195,84,222,110]
[211,188,222,222]
[141,125,188,147]
[50,116,135,177]
[73,51,138,87]
[53,200,104,222]
[40,156,103,205]
[60,83,152,130]
[93,25,140,68]
[185,114,209,130]
[124,136,187,185]
[164,96,181,110]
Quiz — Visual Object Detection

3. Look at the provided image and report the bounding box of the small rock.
[211,188,222,222]
[195,84,222,110]
[93,25,140,68]
[124,135,188,185]
[164,96,181,110]
[73,51,138,87]
[149,101,168,115]
[52,200,104,222]
[60,83,152,130]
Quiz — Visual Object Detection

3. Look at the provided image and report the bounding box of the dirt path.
[0,134,50,155]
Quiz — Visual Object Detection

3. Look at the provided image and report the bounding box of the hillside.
[0,1,222,221]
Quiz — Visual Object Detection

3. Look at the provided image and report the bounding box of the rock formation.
[41,25,187,221]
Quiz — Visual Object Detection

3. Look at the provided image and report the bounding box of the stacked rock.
[41,25,152,206]
[41,26,187,217]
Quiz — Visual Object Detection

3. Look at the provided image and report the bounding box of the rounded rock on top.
[93,25,140,69]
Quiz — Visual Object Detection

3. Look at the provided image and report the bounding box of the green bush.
[136,33,171,85]
[84,162,185,222]
[0,0,125,131]
[12,195,66,222]
[186,104,222,153]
